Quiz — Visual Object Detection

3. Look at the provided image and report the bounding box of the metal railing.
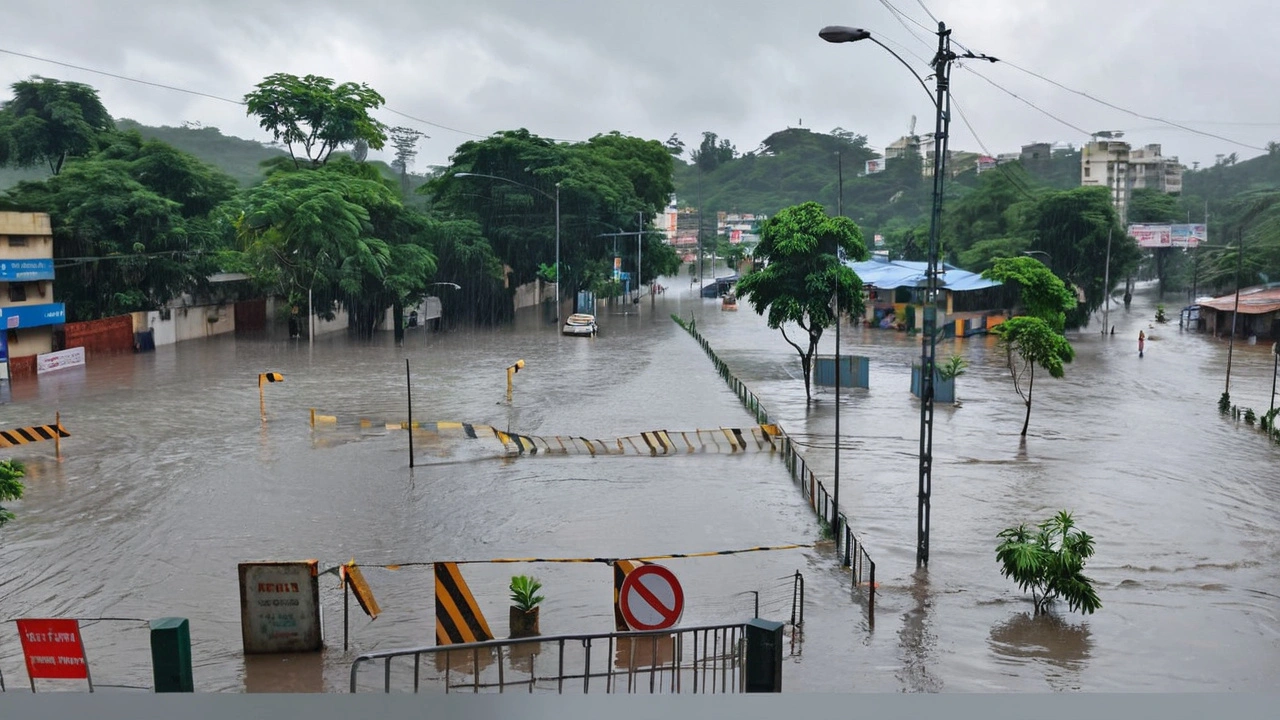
[350,623,746,694]
[673,314,877,619]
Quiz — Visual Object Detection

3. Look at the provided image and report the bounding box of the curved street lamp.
[820,21,996,568]
[455,172,562,325]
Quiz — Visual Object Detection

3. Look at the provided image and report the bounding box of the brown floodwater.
[0,278,1276,693]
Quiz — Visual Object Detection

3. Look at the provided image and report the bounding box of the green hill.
[115,119,286,186]
[2,118,433,193]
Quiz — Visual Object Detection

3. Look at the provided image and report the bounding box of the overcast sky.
[3,0,1277,177]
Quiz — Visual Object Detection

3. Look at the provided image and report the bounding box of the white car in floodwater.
[562,313,598,337]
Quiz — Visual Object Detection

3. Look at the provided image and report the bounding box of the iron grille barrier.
[349,623,746,694]
[673,314,876,620]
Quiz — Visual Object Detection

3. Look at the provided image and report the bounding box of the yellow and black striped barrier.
[0,414,70,459]
[306,411,780,458]
[258,372,284,419]
[434,561,494,645]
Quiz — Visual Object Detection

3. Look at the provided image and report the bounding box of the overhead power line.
[913,0,941,25]
[958,65,1093,137]
[948,92,1040,201]
[0,45,493,142]
[996,58,1265,152]
[0,46,245,105]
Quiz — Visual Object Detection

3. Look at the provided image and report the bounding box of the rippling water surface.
[0,279,1276,692]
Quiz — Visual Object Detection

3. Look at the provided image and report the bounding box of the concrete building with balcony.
[0,212,65,379]
[1129,143,1183,195]
[1081,139,1133,222]
[1082,140,1183,223]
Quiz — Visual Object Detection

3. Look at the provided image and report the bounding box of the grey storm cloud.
[2,0,1278,171]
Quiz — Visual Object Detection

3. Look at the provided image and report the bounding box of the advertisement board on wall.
[36,347,86,374]
[865,159,887,175]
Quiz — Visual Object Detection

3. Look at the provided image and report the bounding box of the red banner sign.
[16,618,89,680]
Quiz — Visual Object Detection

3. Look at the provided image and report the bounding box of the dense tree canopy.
[736,201,869,401]
[425,129,679,305]
[2,130,237,320]
[231,158,437,337]
[0,76,113,175]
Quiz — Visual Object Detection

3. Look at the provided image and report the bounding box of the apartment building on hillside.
[1081,140,1183,223]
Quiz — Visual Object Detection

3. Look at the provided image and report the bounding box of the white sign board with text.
[238,561,323,654]
[36,347,86,375]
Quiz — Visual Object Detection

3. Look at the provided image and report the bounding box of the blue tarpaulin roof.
[845,258,1003,292]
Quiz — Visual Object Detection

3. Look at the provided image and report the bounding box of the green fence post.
[150,617,194,692]
[744,619,784,692]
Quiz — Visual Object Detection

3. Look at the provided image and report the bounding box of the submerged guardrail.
[672,314,876,620]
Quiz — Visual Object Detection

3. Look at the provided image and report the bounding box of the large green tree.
[2,130,237,320]
[233,159,437,338]
[735,201,869,401]
[244,73,388,169]
[0,76,113,175]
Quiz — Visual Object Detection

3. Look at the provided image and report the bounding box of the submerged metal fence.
[350,623,746,694]
[673,314,876,619]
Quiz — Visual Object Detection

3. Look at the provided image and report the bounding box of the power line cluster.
[870,0,1267,155]
[1,2,1272,172]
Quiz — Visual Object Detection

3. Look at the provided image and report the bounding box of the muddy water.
[0,279,1277,693]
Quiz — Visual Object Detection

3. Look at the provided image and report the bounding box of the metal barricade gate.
[350,623,748,694]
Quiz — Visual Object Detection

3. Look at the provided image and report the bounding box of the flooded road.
[1,277,1277,692]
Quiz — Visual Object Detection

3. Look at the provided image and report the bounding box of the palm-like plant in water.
[996,510,1101,616]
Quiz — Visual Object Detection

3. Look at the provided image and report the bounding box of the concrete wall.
[265,297,349,337]
[131,304,235,347]
[514,279,556,312]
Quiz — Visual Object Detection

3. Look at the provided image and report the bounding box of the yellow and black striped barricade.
[0,414,70,459]
[434,562,494,646]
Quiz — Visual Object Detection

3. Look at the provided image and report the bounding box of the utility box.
[814,355,870,389]
[150,617,194,692]
[743,618,784,693]
[911,363,956,404]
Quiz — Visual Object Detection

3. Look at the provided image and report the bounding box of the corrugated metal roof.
[845,258,1003,292]
[1199,285,1280,315]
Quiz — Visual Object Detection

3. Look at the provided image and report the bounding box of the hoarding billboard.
[1128,224,1206,248]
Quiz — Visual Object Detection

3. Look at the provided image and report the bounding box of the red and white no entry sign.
[618,563,685,631]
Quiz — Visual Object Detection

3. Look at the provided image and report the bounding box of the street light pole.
[556,183,561,324]
[820,20,995,568]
